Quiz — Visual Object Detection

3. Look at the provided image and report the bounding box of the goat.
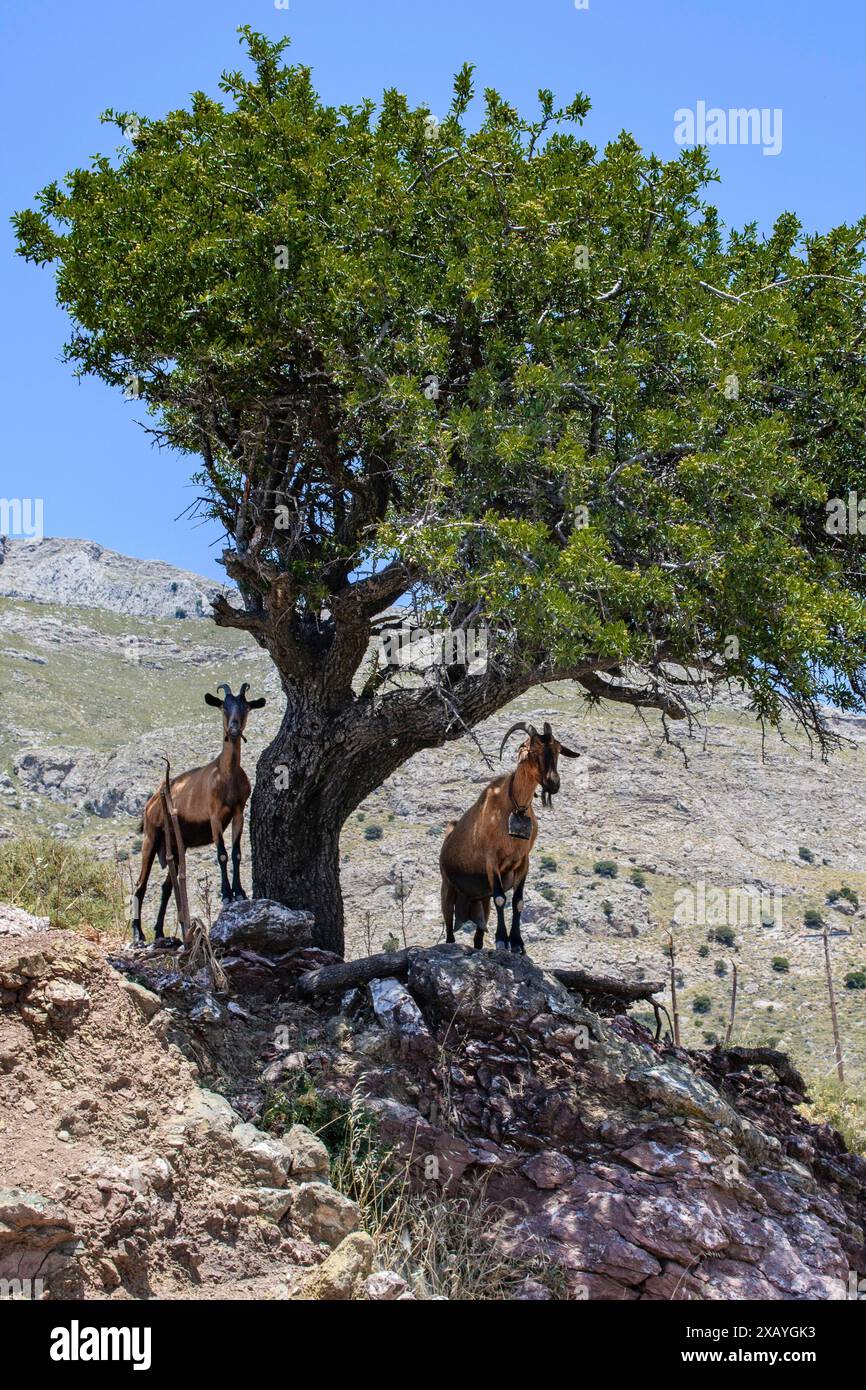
[131,682,266,945]
[439,720,578,955]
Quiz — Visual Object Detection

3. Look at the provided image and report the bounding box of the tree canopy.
[15,27,866,752]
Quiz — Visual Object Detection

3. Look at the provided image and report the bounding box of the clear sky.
[2,0,864,579]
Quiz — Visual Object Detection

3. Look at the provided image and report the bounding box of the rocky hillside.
[0,536,231,620]
[1,543,866,1095]
[3,900,862,1300]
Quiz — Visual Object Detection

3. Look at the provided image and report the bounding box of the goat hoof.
[232,888,247,901]
[221,892,233,905]
[494,939,510,952]
[510,943,526,957]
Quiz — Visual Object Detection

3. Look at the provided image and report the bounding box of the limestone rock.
[296,1232,374,1300]
[291,1182,360,1247]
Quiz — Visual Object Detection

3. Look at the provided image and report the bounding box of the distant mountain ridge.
[0,536,231,620]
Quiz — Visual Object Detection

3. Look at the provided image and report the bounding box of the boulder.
[291,1182,360,1246]
[296,1232,374,1300]
[210,899,315,954]
[282,1124,330,1181]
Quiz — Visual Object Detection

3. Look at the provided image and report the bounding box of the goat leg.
[153,875,173,940]
[508,871,528,955]
[212,817,233,902]
[230,809,247,900]
[492,873,509,951]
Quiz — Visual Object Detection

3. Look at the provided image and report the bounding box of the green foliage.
[772,956,790,973]
[629,868,646,888]
[714,959,728,977]
[14,28,866,732]
[363,823,384,841]
[0,837,125,934]
[601,898,614,918]
[845,969,866,990]
[804,907,824,929]
[697,944,710,958]
[594,859,618,879]
[692,994,713,1015]
[539,854,557,872]
[710,925,736,948]
[798,846,815,864]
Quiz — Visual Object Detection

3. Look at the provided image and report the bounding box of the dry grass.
[0,835,127,937]
[800,1077,866,1155]
[326,1092,562,1300]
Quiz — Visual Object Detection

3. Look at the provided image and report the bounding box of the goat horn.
[216,683,232,699]
[239,683,250,700]
[498,721,537,760]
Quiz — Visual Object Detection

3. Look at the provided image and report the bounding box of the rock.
[296,1232,374,1299]
[119,978,162,1019]
[369,976,431,1039]
[282,1124,330,1181]
[407,944,577,1037]
[513,1278,554,1300]
[291,1182,360,1246]
[0,1189,79,1285]
[522,1151,575,1190]
[0,903,50,937]
[210,899,315,954]
[364,1269,408,1300]
[26,978,90,1032]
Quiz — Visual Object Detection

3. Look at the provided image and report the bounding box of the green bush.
[539,854,557,872]
[798,846,815,863]
[804,908,824,929]
[844,970,866,991]
[601,899,614,918]
[692,994,712,1015]
[697,944,710,959]
[594,859,618,879]
[710,925,736,948]
[714,960,728,977]
[840,885,860,909]
[629,868,646,888]
[771,956,790,973]
[364,824,384,841]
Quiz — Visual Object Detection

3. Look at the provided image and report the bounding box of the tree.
[14,29,866,952]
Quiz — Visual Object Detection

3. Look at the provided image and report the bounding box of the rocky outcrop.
[0,536,232,620]
[114,902,866,1300]
[0,923,366,1299]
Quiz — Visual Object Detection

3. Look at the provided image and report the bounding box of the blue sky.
[2,0,864,579]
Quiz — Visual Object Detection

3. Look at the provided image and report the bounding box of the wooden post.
[723,961,738,1048]
[667,933,681,1047]
[822,924,845,1086]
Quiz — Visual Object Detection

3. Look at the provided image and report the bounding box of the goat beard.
[541,788,556,809]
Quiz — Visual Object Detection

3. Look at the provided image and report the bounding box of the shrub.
[714,960,728,977]
[0,837,125,934]
[771,956,790,973]
[692,994,712,1015]
[710,925,736,948]
[798,846,815,863]
[804,908,824,929]
[539,854,557,872]
[840,885,860,909]
[601,899,614,918]
[364,823,384,841]
[845,970,866,991]
[540,884,557,903]
[697,944,710,958]
[594,859,618,879]
[629,868,646,888]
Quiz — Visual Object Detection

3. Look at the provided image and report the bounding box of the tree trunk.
[248,695,410,956]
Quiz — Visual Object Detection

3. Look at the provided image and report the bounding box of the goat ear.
[204,692,223,708]
[246,697,266,709]
[558,744,580,758]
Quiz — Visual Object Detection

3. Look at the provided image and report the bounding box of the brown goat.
[131,683,266,945]
[439,720,578,954]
